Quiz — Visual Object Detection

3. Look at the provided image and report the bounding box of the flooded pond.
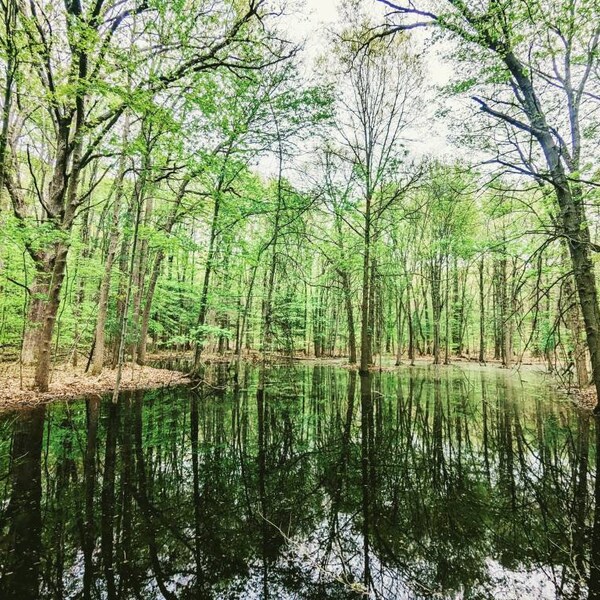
[0,364,598,599]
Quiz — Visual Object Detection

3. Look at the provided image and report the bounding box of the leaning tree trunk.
[517,115,600,398]
[564,202,600,403]
[501,50,600,409]
[561,244,590,388]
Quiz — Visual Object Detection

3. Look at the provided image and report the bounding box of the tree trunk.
[237,262,259,367]
[502,49,600,408]
[261,211,280,356]
[21,276,50,366]
[136,249,163,366]
[478,257,485,363]
[110,166,149,369]
[568,228,600,402]
[130,193,153,365]
[452,259,464,355]
[340,269,357,364]
[313,290,322,358]
[395,292,403,366]
[444,258,450,365]
[193,192,221,369]
[430,261,442,364]
[71,183,93,367]
[112,180,144,403]
[407,285,415,365]
[0,0,16,196]
[90,158,127,375]
[560,245,590,388]
[359,195,372,374]
[110,221,131,368]
[137,177,188,365]
[20,243,71,391]
[492,259,502,360]
[500,251,512,368]
[367,256,377,366]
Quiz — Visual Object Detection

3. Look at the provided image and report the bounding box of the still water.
[0,364,598,599]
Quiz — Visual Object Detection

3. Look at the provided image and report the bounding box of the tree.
[333,23,423,373]
[373,0,600,407]
[2,0,292,390]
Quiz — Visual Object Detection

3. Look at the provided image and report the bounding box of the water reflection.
[1,405,45,600]
[0,365,596,599]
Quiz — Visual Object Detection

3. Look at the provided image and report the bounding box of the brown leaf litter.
[0,362,190,410]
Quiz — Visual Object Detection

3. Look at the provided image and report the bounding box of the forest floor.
[0,362,190,410]
[569,387,597,411]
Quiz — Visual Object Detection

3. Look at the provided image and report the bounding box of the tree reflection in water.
[0,364,596,599]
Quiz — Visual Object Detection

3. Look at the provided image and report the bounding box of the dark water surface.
[0,364,599,599]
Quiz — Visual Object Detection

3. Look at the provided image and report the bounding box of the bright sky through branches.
[266,0,457,182]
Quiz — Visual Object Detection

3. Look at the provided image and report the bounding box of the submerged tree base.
[0,363,190,409]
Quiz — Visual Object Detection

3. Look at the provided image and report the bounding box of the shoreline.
[0,363,190,410]
[0,354,594,413]
[150,352,599,413]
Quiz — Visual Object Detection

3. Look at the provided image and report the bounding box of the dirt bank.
[0,362,190,410]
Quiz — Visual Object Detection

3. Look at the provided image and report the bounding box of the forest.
[4,2,600,599]
[0,0,599,404]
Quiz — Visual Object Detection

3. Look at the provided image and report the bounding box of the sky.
[283,0,458,156]
[253,0,466,181]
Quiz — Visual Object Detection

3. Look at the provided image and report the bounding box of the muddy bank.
[0,363,190,409]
